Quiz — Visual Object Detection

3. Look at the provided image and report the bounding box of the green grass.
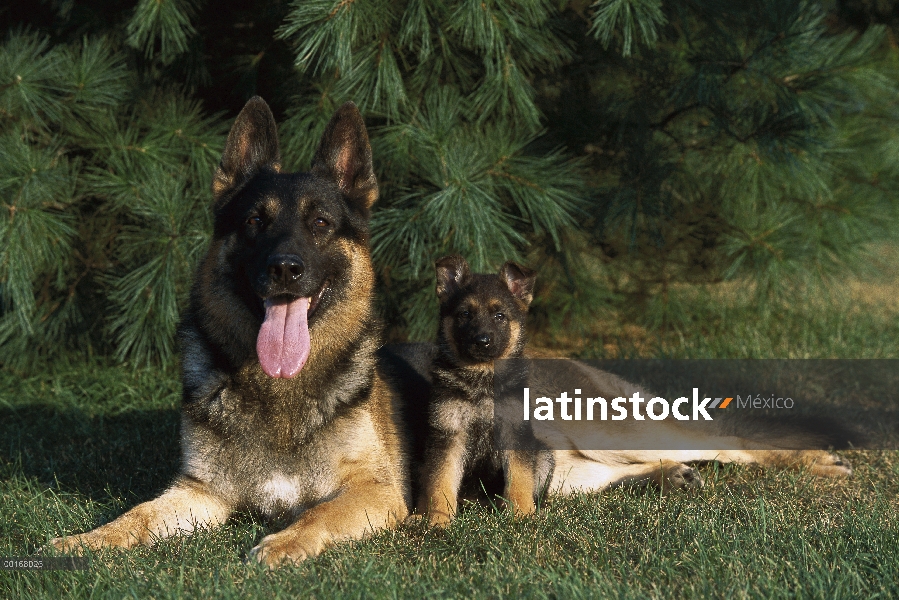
[570,282,899,360]
[2,292,899,599]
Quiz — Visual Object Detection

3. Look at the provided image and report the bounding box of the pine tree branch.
[650,102,700,130]
[329,0,357,19]
[488,168,543,190]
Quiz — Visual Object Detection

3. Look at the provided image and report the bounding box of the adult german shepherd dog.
[51,97,409,566]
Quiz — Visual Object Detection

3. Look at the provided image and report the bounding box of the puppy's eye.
[459,310,470,318]
[246,215,262,226]
[313,217,329,228]
[494,312,506,321]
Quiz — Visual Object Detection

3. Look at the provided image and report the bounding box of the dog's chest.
[252,472,313,518]
[181,417,340,519]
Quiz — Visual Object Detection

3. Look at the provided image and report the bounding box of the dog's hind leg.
[702,449,852,477]
[49,476,231,552]
[552,448,850,495]
[624,448,852,477]
[550,451,703,494]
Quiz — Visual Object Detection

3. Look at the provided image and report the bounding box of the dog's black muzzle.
[267,254,305,286]
[464,332,499,362]
[256,253,324,300]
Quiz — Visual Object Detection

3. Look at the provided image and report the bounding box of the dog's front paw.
[47,529,131,554]
[47,535,88,554]
[250,530,323,568]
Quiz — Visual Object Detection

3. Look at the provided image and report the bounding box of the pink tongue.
[256,297,311,378]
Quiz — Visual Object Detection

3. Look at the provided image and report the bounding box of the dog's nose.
[268,254,305,284]
[474,334,492,348]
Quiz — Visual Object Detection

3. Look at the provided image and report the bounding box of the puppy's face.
[435,256,535,365]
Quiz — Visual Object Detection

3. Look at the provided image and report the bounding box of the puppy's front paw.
[502,494,536,517]
[404,513,426,526]
[404,510,453,528]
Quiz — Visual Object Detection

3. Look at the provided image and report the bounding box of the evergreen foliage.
[0,29,225,367]
[127,0,198,64]
[554,0,899,333]
[1,0,897,367]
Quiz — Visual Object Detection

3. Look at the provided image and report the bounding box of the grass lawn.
[2,269,899,598]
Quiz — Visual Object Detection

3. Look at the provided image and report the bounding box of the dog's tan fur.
[51,97,409,566]
[539,359,851,494]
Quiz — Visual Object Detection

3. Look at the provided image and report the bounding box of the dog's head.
[196,96,378,378]
[435,255,535,365]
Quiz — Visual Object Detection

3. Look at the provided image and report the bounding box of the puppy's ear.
[311,101,378,211]
[435,255,471,303]
[500,261,536,305]
[213,96,281,198]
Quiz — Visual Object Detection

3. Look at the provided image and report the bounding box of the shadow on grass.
[0,404,180,501]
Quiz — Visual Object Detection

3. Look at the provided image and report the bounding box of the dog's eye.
[494,312,506,321]
[459,310,470,318]
[246,215,261,226]
[313,217,329,228]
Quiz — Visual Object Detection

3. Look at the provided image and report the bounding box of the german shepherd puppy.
[413,255,553,526]
[50,97,409,566]
[396,256,852,513]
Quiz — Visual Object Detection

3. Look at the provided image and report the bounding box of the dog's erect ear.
[311,102,378,210]
[435,255,471,303]
[500,261,536,305]
[213,96,281,198]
